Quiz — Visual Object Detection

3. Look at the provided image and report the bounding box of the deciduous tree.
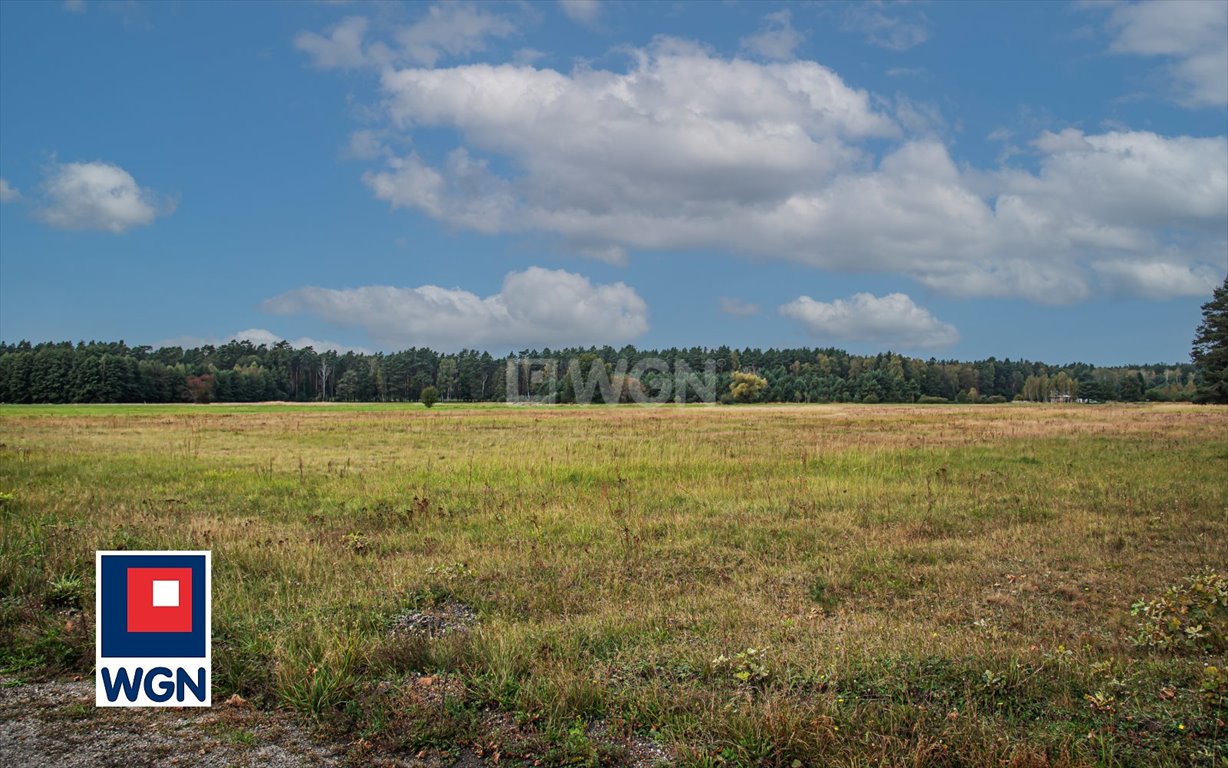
[730,371,768,403]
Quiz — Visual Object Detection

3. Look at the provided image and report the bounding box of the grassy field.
[1,403,1225,767]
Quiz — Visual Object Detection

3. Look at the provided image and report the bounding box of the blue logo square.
[99,553,208,658]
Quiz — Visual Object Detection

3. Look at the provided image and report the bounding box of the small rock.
[388,599,477,638]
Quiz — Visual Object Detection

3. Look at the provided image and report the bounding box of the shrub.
[917,395,949,404]
[420,386,439,408]
[1131,571,1227,652]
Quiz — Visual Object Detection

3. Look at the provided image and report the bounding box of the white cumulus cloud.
[158,329,369,354]
[294,4,515,70]
[0,178,19,202]
[366,38,896,245]
[37,160,168,233]
[1104,0,1228,108]
[842,4,930,51]
[720,297,760,317]
[558,0,600,26]
[345,129,387,160]
[397,3,516,67]
[1091,260,1222,300]
[314,34,1226,303]
[740,10,803,61]
[261,267,649,351]
[295,16,373,70]
[780,293,959,349]
[229,328,370,355]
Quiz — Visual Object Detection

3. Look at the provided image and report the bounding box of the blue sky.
[0,0,1225,364]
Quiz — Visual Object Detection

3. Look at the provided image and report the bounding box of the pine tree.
[1191,276,1228,404]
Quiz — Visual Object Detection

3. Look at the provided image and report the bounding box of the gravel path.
[0,677,342,768]
[1,675,672,767]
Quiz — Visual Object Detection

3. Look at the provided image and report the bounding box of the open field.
[1,403,1225,767]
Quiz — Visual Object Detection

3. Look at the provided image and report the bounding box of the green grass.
[0,401,488,417]
[1,402,1226,766]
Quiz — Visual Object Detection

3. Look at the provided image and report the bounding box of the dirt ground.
[0,676,672,768]
[0,676,347,767]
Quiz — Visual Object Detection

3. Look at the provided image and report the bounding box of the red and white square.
[127,567,193,633]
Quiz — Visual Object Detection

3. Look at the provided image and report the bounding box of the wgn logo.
[95,551,211,707]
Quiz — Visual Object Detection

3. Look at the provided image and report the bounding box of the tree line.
[0,339,1204,405]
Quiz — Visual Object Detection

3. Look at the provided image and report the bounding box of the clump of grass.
[279,659,357,718]
[43,573,85,609]
[276,635,365,718]
[213,617,278,704]
[0,616,89,674]
[807,576,840,611]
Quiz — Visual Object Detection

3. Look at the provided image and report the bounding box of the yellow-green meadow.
[2,402,1225,766]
